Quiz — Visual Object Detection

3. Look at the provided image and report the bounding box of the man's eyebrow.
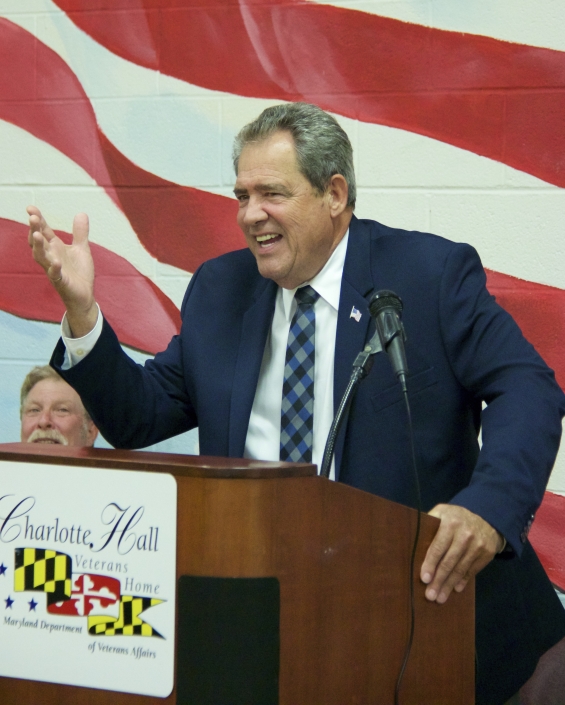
[234,183,291,196]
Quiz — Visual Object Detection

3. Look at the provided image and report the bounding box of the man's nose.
[242,195,268,226]
[37,410,54,428]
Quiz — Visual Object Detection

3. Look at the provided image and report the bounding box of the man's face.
[21,379,98,447]
[234,131,345,289]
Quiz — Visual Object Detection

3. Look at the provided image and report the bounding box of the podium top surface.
[0,442,317,479]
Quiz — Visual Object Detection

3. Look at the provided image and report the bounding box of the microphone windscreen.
[368,290,403,318]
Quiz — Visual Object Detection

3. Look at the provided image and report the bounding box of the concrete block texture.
[0,0,563,494]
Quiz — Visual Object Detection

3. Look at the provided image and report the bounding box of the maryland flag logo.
[14,548,72,605]
[89,596,163,638]
[14,548,164,639]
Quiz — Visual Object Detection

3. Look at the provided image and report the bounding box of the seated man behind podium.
[20,365,98,447]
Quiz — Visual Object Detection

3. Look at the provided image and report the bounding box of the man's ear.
[327,174,350,218]
[86,421,99,447]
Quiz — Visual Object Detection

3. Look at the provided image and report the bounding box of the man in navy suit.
[28,102,565,704]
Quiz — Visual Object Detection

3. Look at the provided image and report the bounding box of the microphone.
[368,290,408,392]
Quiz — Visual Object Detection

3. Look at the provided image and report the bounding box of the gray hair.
[233,102,356,208]
[20,365,91,421]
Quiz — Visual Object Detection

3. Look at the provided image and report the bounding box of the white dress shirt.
[244,232,348,479]
[61,232,349,480]
[61,303,103,369]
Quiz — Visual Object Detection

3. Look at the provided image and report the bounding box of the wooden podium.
[0,443,474,704]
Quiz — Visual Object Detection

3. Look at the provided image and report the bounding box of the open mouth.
[256,234,282,248]
[32,439,61,444]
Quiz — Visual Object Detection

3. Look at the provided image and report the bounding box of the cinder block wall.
[0,1,563,489]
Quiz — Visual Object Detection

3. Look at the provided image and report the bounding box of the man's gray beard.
[26,428,69,445]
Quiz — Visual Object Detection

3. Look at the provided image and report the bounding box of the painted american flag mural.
[0,0,564,482]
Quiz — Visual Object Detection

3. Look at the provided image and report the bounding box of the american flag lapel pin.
[350,306,362,322]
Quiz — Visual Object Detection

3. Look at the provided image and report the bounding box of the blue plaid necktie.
[280,285,320,463]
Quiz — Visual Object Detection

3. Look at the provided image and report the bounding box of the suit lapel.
[228,277,278,457]
[227,218,376,464]
[333,217,375,478]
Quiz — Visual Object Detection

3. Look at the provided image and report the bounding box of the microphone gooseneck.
[321,288,420,705]
[367,292,422,705]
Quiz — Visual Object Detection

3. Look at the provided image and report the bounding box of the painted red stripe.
[98,132,245,273]
[529,491,565,591]
[486,270,565,393]
[0,18,116,200]
[53,0,565,187]
[0,218,180,354]
[0,18,245,273]
[2,17,565,378]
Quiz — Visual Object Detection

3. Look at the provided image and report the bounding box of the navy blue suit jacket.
[53,216,565,704]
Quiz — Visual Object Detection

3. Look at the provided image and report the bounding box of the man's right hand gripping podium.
[27,102,565,705]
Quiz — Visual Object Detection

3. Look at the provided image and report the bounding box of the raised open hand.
[27,205,98,337]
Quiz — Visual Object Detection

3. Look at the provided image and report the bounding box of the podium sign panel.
[0,444,474,704]
[0,461,177,697]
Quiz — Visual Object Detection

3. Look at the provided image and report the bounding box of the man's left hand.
[420,504,504,604]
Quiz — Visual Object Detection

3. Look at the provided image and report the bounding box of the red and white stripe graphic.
[0,1,563,385]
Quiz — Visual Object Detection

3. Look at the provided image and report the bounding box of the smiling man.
[20,365,98,447]
[234,129,351,289]
[26,102,565,704]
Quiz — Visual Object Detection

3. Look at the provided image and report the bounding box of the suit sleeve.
[437,243,565,554]
[50,267,203,449]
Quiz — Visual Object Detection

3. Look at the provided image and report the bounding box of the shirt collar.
[281,230,349,321]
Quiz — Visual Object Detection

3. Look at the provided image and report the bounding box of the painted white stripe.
[343,118,565,289]
[0,119,191,307]
[1,1,565,488]
[1,2,564,292]
[3,1,255,189]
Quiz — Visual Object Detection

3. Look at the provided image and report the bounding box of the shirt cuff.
[60,304,103,370]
